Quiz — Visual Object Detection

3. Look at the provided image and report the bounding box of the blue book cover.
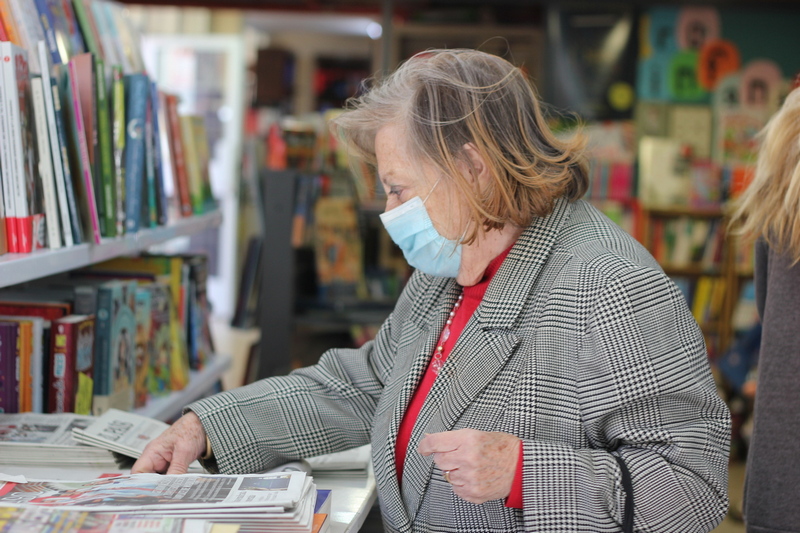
[33,0,62,65]
[123,73,148,234]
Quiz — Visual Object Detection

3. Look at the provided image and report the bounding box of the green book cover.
[111,66,125,236]
[71,0,100,57]
[95,56,115,237]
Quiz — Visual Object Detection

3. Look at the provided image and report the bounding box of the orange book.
[0,0,20,45]
[164,94,193,218]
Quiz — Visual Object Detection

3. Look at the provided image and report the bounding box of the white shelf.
[135,352,232,422]
[0,210,222,289]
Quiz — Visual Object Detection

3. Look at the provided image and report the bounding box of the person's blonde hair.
[331,49,588,244]
[729,88,800,263]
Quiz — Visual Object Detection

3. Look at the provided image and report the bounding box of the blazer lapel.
[401,198,575,521]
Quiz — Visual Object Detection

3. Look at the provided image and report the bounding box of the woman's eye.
[388,186,402,197]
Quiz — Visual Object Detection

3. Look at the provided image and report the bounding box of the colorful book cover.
[164,93,193,218]
[0,51,14,253]
[12,319,31,412]
[7,0,45,74]
[51,0,85,62]
[123,73,148,233]
[70,0,99,57]
[0,41,38,253]
[50,71,83,244]
[49,314,94,414]
[0,0,21,46]
[31,76,63,249]
[0,315,44,413]
[184,255,213,371]
[71,52,105,237]
[133,284,152,408]
[110,66,125,235]
[33,0,62,65]
[65,57,101,244]
[179,115,204,215]
[95,55,115,237]
[0,321,20,413]
[148,282,171,397]
[92,279,136,415]
[38,41,73,247]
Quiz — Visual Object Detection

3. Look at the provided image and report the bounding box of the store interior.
[119,1,800,531]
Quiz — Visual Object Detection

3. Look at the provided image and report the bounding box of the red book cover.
[164,93,193,218]
[49,314,94,414]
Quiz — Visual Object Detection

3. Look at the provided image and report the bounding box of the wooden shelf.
[135,353,232,422]
[0,211,222,289]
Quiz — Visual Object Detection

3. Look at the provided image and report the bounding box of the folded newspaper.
[0,472,319,532]
[71,409,204,472]
[0,413,117,468]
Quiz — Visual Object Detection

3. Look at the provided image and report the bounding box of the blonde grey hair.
[331,49,588,244]
[730,88,800,263]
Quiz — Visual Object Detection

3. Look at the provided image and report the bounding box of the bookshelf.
[0,210,222,289]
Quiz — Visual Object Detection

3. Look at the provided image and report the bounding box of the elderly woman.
[134,49,730,532]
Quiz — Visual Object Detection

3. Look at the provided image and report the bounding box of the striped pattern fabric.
[189,198,730,532]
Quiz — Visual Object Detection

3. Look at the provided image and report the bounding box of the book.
[0,321,20,413]
[0,41,42,253]
[110,65,125,236]
[180,114,204,215]
[132,284,151,408]
[122,72,148,233]
[31,75,63,249]
[64,55,101,244]
[149,81,167,226]
[49,63,83,245]
[148,282,172,397]
[70,0,99,57]
[0,315,44,413]
[71,52,104,237]
[38,40,74,247]
[49,314,94,415]
[143,90,157,227]
[95,55,115,237]
[33,0,62,66]
[92,280,136,416]
[163,93,193,218]
[7,0,46,74]
[0,0,22,47]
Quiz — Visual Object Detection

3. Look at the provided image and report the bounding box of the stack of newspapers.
[71,408,204,472]
[0,471,326,533]
[0,413,117,468]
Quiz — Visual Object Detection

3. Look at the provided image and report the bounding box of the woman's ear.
[460,142,491,188]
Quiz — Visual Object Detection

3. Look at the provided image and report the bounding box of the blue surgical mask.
[379,194,462,278]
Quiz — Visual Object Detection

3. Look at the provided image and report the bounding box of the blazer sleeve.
[185,312,396,475]
[520,266,730,532]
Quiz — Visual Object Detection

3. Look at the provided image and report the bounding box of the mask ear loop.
[422,179,441,204]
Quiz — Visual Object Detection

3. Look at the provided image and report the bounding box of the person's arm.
[519,268,730,532]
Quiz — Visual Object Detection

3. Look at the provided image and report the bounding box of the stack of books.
[0,0,216,256]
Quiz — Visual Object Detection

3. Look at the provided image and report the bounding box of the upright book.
[122,72,148,233]
[31,76,63,249]
[49,314,94,415]
[0,321,20,414]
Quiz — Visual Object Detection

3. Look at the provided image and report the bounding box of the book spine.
[50,74,83,244]
[92,285,112,411]
[70,0,99,57]
[49,317,76,413]
[95,56,115,237]
[0,42,18,253]
[33,0,62,66]
[180,115,203,215]
[165,94,193,217]
[0,323,19,413]
[17,321,31,412]
[111,66,125,235]
[73,316,94,415]
[67,58,101,244]
[0,41,24,253]
[31,76,63,249]
[144,95,157,227]
[0,1,21,46]
[123,73,147,234]
[38,41,73,247]
[149,82,167,226]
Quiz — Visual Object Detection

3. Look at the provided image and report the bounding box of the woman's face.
[375,123,468,240]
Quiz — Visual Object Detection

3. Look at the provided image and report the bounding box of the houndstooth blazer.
[189,198,730,532]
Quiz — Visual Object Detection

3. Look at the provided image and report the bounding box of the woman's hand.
[418,428,520,504]
[131,411,207,475]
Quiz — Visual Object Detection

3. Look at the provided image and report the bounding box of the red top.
[395,245,523,508]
